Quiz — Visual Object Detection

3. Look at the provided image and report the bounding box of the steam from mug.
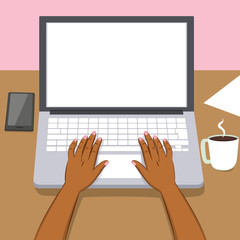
[218,119,225,137]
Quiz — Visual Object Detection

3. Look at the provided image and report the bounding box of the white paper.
[204,75,240,117]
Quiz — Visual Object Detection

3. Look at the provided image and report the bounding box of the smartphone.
[5,92,35,131]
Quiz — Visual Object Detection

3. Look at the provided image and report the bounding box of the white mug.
[201,134,239,171]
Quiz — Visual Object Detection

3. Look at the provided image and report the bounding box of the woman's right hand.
[132,131,176,193]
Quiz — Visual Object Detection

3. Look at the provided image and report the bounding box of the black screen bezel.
[5,92,35,131]
[40,16,194,113]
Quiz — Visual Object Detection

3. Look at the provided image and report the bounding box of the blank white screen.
[46,22,187,107]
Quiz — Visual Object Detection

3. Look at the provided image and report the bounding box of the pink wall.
[0,0,239,70]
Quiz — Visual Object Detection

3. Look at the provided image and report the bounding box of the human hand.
[132,131,176,193]
[64,131,109,194]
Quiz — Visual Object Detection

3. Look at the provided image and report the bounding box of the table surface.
[1,70,240,240]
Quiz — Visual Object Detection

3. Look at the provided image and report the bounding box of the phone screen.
[5,93,35,131]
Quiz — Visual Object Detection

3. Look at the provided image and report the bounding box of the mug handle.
[201,139,211,164]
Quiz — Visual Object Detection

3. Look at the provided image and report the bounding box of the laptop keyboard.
[46,117,189,152]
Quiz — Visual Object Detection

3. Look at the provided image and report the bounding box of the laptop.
[34,16,203,189]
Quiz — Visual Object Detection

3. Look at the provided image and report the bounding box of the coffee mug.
[201,134,239,171]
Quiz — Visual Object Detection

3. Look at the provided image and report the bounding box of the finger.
[91,160,109,180]
[138,137,151,168]
[82,131,96,160]
[68,138,77,159]
[153,135,166,160]
[75,135,88,160]
[89,137,102,167]
[131,160,149,182]
[163,138,173,159]
[144,131,158,161]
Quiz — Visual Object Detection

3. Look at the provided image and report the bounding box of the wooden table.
[0,71,240,239]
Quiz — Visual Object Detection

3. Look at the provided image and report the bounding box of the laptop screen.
[46,22,187,108]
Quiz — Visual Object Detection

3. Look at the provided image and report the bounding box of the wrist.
[63,182,84,196]
[156,182,178,196]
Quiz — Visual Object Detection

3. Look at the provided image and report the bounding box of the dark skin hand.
[132,131,206,240]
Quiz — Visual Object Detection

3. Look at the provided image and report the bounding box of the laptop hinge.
[50,110,184,115]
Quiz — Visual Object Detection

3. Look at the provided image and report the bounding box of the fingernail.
[83,135,87,139]
[139,137,143,141]
[153,135,157,139]
[74,138,77,142]
[131,161,136,166]
[92,131,96,135]
[144,131,148,135]
[98,137,102,141]
[163,138,167,142]
[104,161,109,166]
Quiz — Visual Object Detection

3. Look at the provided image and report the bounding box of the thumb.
[132,160,149,180]
[92,160,109,179]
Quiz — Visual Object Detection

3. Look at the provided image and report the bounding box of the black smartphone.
[5,92,35,131]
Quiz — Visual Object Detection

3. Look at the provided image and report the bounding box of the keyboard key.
[157,123,167,128]
[129,140,138,145]
[119,123,127,128]
[48,135,67,140]
[119,129,127,134]
[148,123,157,128]
[128,135,138,140]
[61,129,68,134]
[69,123,78,128]
[99,123,108,128]
[157,118,166,123]
[119,135,128,139]
[67,135,77,139]
[48,129,60,134]
[100,134,107,140]
[99,118,108,123]
[47,140,56,145]
[167,123,176,128]
[99,129,108,134]
[128,129,137,134]
[138,118,147,123]
[168,129,175,134]
[119,118,127,123]
[158,129,167,134]
[176,129,188,139]
[48,118,57,123]
[108,129,117,134]
[109,123,117,128]
[79,118,88,123]
[101,146,140,152]
[183,148,189,151]
[108,135,117,140]
[102,140,108,145]
[59,118,68,123]
[78,123,88,128]
[46,146,56,151]
[67,140,73,145]
[148,129,157,135]
[167,118,176,123]
[168,140,189,145]
[177,118,186,123]
[88,129,96,134]
[78,134,85,140]
[68,129,78,134]
[108,140,118,145]
[158,135,168,140]
[69,118,78,123]
[109,118,117,123]
[177,123,187,128]
[57,146,67,151]
[89,118,98,123]
[138,123,147,128]
[89,123,98,128]
[128,123,137,128]
[59,123,68,128]
[119,140,128,145]
[138,129,146,135]
[48,123,57,128]
[168,135,178,140]
[128,118,137,123]
[148,118,156,123]
[57,140,67,145]
[78,129,87,134]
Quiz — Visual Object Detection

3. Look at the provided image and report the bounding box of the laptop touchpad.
[96,154,143,179]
